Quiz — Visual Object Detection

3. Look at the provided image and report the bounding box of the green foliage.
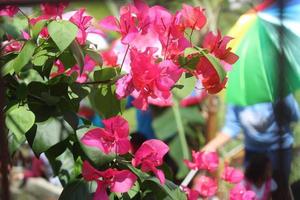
[26,117,74,155]
[59,180,91,200]
[13,41,36,73]
[48,20,78,52]
[5,106,35,141]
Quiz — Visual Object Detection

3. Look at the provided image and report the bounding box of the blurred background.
[1,0,299,199]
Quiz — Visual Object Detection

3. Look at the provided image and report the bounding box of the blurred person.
[202,94,299,199]
[203,94,299,176]
[243,154,277,200]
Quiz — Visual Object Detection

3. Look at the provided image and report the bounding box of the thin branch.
[18,8,31,32]
[120,45,130,71]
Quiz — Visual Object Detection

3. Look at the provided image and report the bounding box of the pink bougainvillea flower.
[230,184,256,200]
[196,56,228,94]
[132,139,169,184]
[194,175,218,197]
[202,31,239,65]
[99,4,138,44]
[116,47,182,110]
[101,49,118,67]
[81,116,131,155]
[51,55,97,83]
[69,8,95,45]
[82,161,137,200]
[179,4,206,31]
[184,150,219,172]
[180,89,208,107]
[21,31,31,40]
[0,5,18,17]
[116,74,134,99]
[182,187,200,200]
[40,2,68,18]
[1,35,23,54]
[221,165,244,184]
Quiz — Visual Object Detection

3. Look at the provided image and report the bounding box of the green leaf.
[153,109,177,140]
[85,49,103,66]
[8,131,26,155]
[89,85,125,119]
[2,59,15,76]
[32,49,49,66]
[169,137,189,179]
[5,106,35,141]
[59,180,90,200]
[58,50,76,69]
[32,20,47,39]
[16,83,28,101]
[93,68,117,82]
[14,41,36,72]
[172,73,196,99]
[184,47,199,57]
[76,127,115,167]
[26,117,73,155]
[126,164,150,181]
[144,178,187,200]
[70,40,85,74]
[46,147,78,186]
[48,20,78,52]
[127,181,140,199]
[202,52,226,82]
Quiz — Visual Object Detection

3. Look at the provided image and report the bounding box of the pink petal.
[110,170,137,193]
[133,0,149,12]
[81,128,111,154]
[116,75,134,99]
[243,191,256,200]
[0,5,19,17]
[184,159,198,170]
[116,138,131,155]
[153,169,165,185]
[99,16,120,32]
[182,187,200,200]
[94,181,109,200]
[221,166,244,184]
[102,115,129,138]
[21,31,31,40]
[121,30,139,44]
[132,94,148,111]
[194,176,218,197]
[143,139,169,161]
[82,161,101,181]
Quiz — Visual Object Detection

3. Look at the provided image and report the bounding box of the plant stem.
[18,8,31,32]
[172,98,190,160]
[120,44,130,71]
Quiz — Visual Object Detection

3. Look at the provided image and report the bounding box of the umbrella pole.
[274,0,291,199]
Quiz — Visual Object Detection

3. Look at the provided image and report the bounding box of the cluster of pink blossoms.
[184,151,255,200]
[81,116,169,199]
[99,0,238,110]
[1,3,102,83]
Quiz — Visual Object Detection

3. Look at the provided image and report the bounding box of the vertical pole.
[274,0,289,199]
[0,74,10,199]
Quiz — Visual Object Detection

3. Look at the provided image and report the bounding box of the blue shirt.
[221,94,300,152]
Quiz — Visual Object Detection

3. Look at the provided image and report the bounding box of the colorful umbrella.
[226,0,300,106]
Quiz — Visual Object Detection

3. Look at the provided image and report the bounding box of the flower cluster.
[82,161,137,200]
[99,0,238,110]
[81,116,169,198]
[184,150,255,200]
[0,3,102,83]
